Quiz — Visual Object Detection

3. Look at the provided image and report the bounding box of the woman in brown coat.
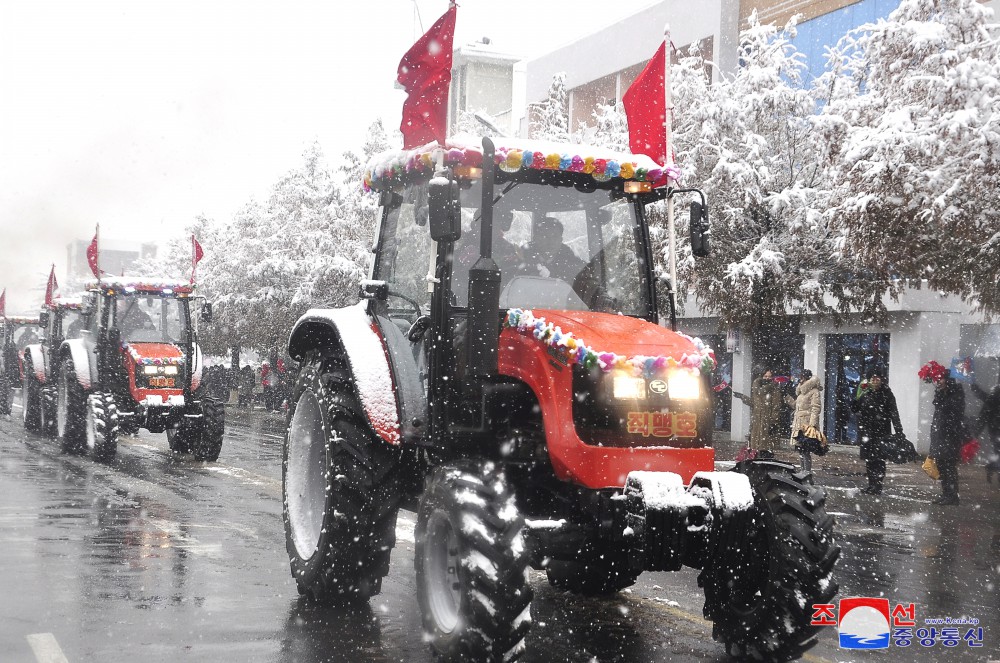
[786,370,823,471]
[735,369,785,454]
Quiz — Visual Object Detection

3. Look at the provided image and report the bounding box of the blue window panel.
[790,0,899,84]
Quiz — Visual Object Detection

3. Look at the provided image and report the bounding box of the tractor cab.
[0,315,41,414]
[357,136,716,484]
[22,296,85,433]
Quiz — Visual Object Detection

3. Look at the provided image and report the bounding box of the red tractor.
[282,137,839,662]
[22,295,86,434]
[0,314,41,416]
[56,278,224,461]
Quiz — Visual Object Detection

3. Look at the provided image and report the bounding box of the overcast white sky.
[0,0,657,311]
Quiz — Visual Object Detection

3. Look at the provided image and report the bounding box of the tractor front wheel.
[415,463,533,663]
[699,459,840,661]
[57,357,87,453]
[85,392,119,462]
[282,355,402,603]
[192,399,225,461]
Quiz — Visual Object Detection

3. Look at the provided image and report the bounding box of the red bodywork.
[122,343,185,404]
[498,310,715,489]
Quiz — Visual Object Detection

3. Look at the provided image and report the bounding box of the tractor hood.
[122,342,185,367]
[530,310,700,360]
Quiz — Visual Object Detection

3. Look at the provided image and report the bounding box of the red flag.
[86,231,101,279]
[191,235,204,284]
[44,265,59,307]
[0,289,5,318]
[623,41,668,165]
[397,4,457,149]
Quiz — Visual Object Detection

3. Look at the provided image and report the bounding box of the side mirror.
[428,175,462,242]
[38,310,50,329]
[359,279,389,301]
[200,301,213,324]
[690,201,711,258]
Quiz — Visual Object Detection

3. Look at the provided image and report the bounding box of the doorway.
[823,333,890,444]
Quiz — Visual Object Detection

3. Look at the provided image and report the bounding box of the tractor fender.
[60,338,96,391]
[287,302,401,445]
[24,344,47,383]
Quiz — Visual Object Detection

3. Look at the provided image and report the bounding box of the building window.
[823,333,890,445]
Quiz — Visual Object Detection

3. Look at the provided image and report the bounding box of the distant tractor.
[0,315,41,416]
[281,136,839,662]
[22,295,86,434]
[56,278,223,461]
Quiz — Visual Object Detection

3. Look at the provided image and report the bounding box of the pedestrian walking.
[971,380,1000,485]
[734,368,785,456]
[928,370,967,505]
[786,369,824,472]
[851,370,903,495]
[261,361,274,411]
[239,365,254,408]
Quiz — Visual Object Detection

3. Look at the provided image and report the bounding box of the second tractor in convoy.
[56,277,224,461]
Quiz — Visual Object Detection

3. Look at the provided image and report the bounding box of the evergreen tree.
[530,72,571,142]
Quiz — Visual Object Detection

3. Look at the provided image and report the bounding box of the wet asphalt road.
[1,399,998,662]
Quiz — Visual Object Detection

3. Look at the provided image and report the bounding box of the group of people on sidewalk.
[735,363,1000,506]
[235,359,293,412]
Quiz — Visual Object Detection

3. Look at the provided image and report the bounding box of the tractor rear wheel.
[546,544,639,596]
[282,354,402,603]
[192,399,225,461]
[86,392,119,462]
[0,372,11,416]
[415,463,533,663]
[699,459,840,661]
[23,372,43,432]
[57,357,87,453]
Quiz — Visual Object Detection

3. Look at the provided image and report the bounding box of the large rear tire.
[86,392,119,462]
[23,371,43,432]
[57,357,87,453]
[699,459,840,661]
[545,544,639,596]
[282,354,402,603]
[415,463,533,663]
[192,399,225,461]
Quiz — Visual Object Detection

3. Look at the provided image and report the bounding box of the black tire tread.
[87,391,119,462]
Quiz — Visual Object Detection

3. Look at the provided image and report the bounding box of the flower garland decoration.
[363,141,681,193]
[503,308,716,377]
[918,360,948,384]
[122,343,185,366]
[85,278,195,294]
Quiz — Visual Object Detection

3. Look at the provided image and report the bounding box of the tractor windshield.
[63,310,83,339]
[452,180,652,318]
[114,294,188,344]
[12,324,39,350]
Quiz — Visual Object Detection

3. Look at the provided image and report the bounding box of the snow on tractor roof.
[3,315,40,324]
[363,133,680,192]
[86,277,195,295]
[48,296,84,310]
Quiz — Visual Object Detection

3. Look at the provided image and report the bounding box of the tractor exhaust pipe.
[465,137,502,382]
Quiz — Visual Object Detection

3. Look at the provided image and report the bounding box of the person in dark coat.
[929,373,967,505]
[971,381,1000,484]
[851,371,903,495]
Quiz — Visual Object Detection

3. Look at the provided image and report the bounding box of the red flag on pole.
[86,225,101,279]
[0,289,5,318]
[397,4,457,149]
[44,265,59,307]
[191,235,204,285]
[623,40,668,165]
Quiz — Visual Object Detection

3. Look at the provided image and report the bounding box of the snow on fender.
[688,471,754,514]
[289,302,401,445]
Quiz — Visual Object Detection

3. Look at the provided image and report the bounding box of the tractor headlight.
[666,368,701,400]
[163,365,178,375]
[143,366,159,375]
[613,375,646,400]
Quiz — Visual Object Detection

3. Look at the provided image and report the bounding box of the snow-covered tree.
[820,0,1000,313]
[665,16,862,330]
[580,100,629,151]
[530,72,571,142]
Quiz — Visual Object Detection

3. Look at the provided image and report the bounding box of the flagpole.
[663,24,678,331]
[96,223,102,283]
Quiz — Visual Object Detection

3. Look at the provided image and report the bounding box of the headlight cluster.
[142,365,179,375]
[610,368,701,400]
